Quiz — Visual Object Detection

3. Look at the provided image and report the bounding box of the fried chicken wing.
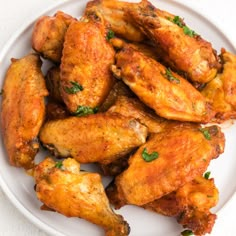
[106,123,224,206]
[32,11,76,63]
[201,49,236,121]
[60,11,115,113]
[108,95,171,133]
[125,0,220,83]
[34,157,130,236]
[112,45,214,123]
[39,113,148,164]
[1,54,48,169]
[85,0,145,42]
[143,176,218,235]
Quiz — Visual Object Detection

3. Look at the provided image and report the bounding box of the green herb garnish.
[65,81,83,94]
[0,89,3,95]
[74,105,98,117]
[204,171,211,179]
[163,68,180,84]
[199,128,211,140]
[55,161,63,169]
[181,229,194,236]
[106,29,115,41]
[142,148,159,162]
[169,15,198,37]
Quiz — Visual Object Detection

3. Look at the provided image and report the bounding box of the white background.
[0,0,235,235]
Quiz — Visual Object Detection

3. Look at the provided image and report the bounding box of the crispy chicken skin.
[125,0,220,83]
[106,123,224,206]
[108,95,172,133]
[60,11,115,113]
[112,45,215,123]
[85,0,145,42]
[34,158,130,236]
[1,54,48,169]
[39,113,148,164]
[202,49,236,121]
[32,11,76,63]
[143,176,218,235]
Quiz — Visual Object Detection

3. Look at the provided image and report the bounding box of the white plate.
[0,0,236,236]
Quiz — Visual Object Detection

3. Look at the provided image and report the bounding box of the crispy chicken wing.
[108,95,171,133]
[60,11,115,113]
[201,49,236,121]
[112,45,215,123]
[85,0,145,42]
[106,123,224,207]
[143,176,218,235]
[125,0,220,83]
[39,113,148,164]
[32,11,76,63]
[1,54,48,169]
[34,157,130,236]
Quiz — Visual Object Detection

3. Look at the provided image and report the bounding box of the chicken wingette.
[39,113,148,164]
[125,0,220,83]
[143,176,218,235]
[201,49,236,121]
[112,45,215,123]
[60,10,115,113]
[106,123,224,206]
[32,11,76,63]
[1,54,48,169]
[34,158,130,236]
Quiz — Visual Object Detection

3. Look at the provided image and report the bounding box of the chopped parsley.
[181,229,194,236]
[169,15,198,37]
[163,68,180,84]
[74,105,98,117]
[204,171,211,179]
[0,89,3,95]
[142,148,159,162]
[199,128,211,140]
[106,29,115,41]
[55,161,63,169]
[64,81,83,94]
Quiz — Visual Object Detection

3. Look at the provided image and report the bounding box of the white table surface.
[0,0,236,235]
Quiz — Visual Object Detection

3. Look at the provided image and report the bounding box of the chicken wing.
[112,45,215,123]
[34,157,130,236]
[106,123,224,206]
[125,0,220,83]
[85,0,145,42]
[1,54,48,169]
[60,11,115,113]
[39,113,148,164]
[32,11,76,63]
[201,49,236,121]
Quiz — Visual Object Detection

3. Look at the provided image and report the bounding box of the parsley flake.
[65,81,83,94]
[199,128,211,140]
[0,89,3,95]
[181,229,194,236]
[204,171,211,179]
[74,105,98,117]
[142,148,159,162]
[106,29,115,41]
[163,68,180,84]
[55,161,63,169]
[183,26,197,37]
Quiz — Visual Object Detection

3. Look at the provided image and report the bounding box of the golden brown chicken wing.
[60,11,115,113]
[106,123,224,207]
[125,0,220,83]
[39,113,148,164]
[112,45,215,123]
[108,95,171,133]
[85,0,145,42]
[32,11,76,63]
[201,49,236,121]
[143,176,218,235]
[1,54,48,169]
[34,157,130,236]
